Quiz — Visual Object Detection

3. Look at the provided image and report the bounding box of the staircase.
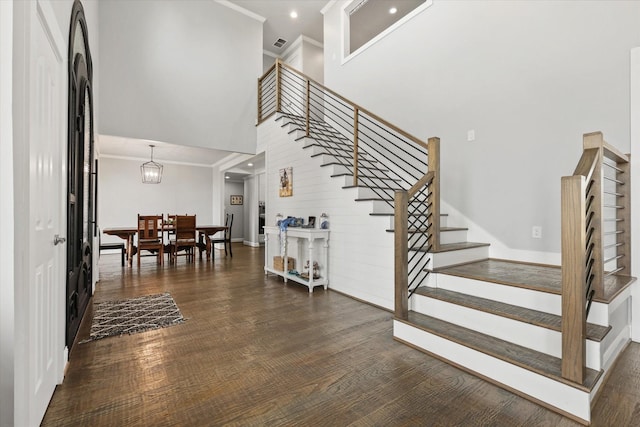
[258,60,635,425]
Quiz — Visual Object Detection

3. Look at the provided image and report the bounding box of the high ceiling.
[228,0,327,54]
[99,0,328,173]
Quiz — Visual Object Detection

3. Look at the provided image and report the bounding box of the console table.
[264,226,329,293]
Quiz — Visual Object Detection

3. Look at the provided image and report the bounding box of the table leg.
[205,234,212,260]
[127,235,133,267]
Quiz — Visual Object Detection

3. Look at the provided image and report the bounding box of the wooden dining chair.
[169,214,197,263]
[137,214,164,266]
[211,213,233,257]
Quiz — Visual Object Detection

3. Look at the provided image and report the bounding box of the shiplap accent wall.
[260,118,395,309]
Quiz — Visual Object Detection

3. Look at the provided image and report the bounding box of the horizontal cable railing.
[560,131,630,385]
[257,59,438,321]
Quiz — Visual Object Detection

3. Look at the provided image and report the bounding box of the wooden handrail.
[273,60,428,150]
[572,148,599,184]
[409,171,434,197]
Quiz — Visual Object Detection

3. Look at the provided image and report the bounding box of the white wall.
[283,35,324,83]
[323,0,640,255]
[98,0,262,154]
[99,157,213,244]
[224,181,245,241]
[261,118,395,309]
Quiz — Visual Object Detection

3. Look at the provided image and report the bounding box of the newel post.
[395,190,409,320]
[427,137,440,251]
[561,175,587,384]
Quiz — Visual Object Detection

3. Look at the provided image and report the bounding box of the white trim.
[215,0,266,23]
[98,153,216,168]
[0,0,14,424]
[630,47,640,342]
[341,0,432,64]
[320,0,338,15]
[263,49,280,59]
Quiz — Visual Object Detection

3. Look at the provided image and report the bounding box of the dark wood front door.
[66,1,94,348]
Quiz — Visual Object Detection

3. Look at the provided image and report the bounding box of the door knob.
[54,234,66,245]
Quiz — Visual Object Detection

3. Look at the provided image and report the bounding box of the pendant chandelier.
[140,144,163,184]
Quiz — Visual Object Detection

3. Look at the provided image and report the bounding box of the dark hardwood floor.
[42,244,640,426]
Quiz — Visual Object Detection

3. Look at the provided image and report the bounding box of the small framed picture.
[279,167,292,197]
[230,195,243,205]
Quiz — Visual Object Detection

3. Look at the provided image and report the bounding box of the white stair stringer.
[393,319,598,425]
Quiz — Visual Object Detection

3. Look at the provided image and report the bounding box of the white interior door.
[27,0,65,423]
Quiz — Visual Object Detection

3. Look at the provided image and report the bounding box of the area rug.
[81,292,186,343]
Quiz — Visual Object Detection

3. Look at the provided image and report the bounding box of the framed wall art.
[279,167,293,197]
[230,195,243,205]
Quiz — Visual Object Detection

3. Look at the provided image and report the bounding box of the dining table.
[103,224,227,267]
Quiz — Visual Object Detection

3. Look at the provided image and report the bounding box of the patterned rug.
[81,293,185,343]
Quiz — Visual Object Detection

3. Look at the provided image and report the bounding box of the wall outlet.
[532,226,542,239]
[467,129,476,141]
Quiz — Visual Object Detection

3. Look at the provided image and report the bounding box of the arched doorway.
[66,0,95,348]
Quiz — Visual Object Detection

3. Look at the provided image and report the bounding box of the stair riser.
[429,246,489,268]
[303,143,352,157]
[439,229,468,245]
[432,274,561,315]
[411,295,603,370]
[393,320,593,424]
[351,186,395,200]
[363,199,394,214]
[285,125,344,141]
[336,174,401,189]
[322,163,392,180]
[433,273,612,327]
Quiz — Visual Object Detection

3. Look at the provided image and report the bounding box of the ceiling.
[99,0,328,175]
[228,0,327,54]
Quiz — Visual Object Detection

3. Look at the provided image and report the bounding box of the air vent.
[273,38,287,48]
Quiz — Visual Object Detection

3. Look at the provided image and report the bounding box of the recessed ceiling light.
[290,10,298,19]
[247,163,253,167]
[389,7,397,14]
[225,176,229,179]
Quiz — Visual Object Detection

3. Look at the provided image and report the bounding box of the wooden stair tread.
[435,259,635,303]
[402,311,602,391]
[415,286,610,341]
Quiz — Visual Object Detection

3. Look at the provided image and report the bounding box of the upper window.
[342,0,432,62]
